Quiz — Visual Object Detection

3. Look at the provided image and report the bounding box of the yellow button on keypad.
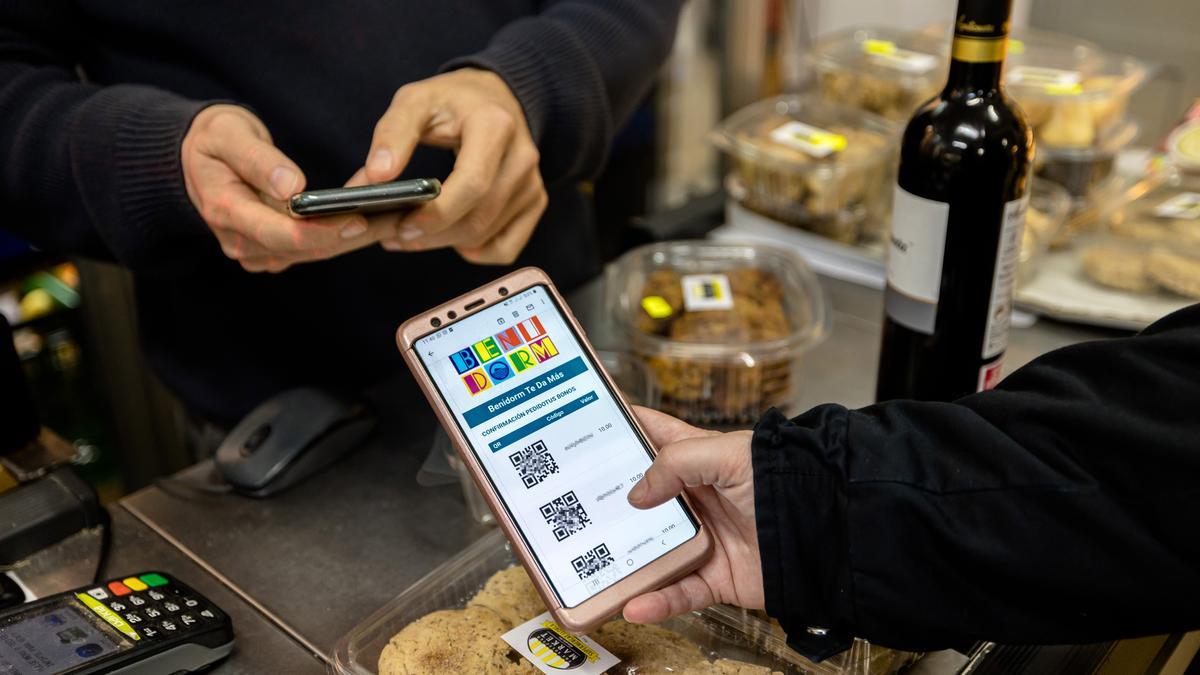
[123,577,149,592]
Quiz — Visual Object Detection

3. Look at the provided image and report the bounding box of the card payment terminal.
[0,572,233,674]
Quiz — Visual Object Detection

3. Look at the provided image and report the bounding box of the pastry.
[1081,244,1154,293]
[379,607,535,675]
[468,565,547,626]
[592,620,707,672]
[733,114,890,244]
[636,267,795,426]
[1110,218,1172,243]
[1146,248,1200,299]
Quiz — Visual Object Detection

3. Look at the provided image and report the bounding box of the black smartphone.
[287,178,440,218]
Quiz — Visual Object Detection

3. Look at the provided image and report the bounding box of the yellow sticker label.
[862,38,896,56]
[1044,81,1084,96]
[640,296,673,319]
[501,611,619,675]
[770,121,847,158]
[76,593,139,641]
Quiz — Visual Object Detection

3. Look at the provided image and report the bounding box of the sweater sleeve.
[440,0,683,186]
[753,303,1200,660]
[0,1,218,274]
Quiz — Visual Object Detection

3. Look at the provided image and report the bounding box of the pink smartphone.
[397,267,712,633]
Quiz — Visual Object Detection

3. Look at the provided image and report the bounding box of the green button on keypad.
[139,573,169,587]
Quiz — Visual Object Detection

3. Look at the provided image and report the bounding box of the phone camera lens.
[447,310,457,320]
[431,318,442,328]
[499,287,509,296]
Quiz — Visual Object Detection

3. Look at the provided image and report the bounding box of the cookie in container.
[1081,171,1200,299]
[807,27,947,122]
[331,529,916,675]
[711,95,899,245]
[605,241,829,429]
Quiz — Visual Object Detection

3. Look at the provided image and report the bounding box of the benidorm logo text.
[449,316,560,395]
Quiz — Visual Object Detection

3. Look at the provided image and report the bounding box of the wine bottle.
[875,0,1033,402]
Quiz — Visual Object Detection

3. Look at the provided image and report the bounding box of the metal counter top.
[115,273,1110,671]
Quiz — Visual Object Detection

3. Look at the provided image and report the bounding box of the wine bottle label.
[885,186,950,334]
[982,195,1028,360]
[978,359,1004,392]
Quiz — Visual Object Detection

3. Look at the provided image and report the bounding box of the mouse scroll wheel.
[241,424,272,457]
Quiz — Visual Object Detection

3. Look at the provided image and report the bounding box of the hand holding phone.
[397,268,712,632]
[182,104,384,273]
[621,411,765,625]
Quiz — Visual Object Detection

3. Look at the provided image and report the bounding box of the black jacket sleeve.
[753,303,1200,660]
[442,0,683,186]
[0,1,215,274]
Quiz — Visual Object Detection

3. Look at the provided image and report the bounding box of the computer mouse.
[214,388,376,498]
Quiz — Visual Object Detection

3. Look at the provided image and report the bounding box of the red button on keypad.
[108,582,132,596]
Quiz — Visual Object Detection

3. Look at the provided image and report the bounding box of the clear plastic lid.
[807,27,948,121]
[1018,177,1073,285]
[1074,171,1200,299]
[606,241,830,362]
[710,95,898,178]
[912,24,1147,149]
[332,528,916,675]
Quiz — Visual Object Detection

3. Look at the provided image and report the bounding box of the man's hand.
[622,407,765,624]
[357,68,547,265]
[182,105,385,272]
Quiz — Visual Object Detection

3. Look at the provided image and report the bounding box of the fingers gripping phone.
[398,268,712,633]
[287,178,440,217]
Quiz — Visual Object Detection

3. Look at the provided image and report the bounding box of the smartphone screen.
[414,285,699,608]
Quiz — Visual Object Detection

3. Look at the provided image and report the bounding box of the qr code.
[571,544,614,580]
[509,440,558,488]
[540,490,590,541]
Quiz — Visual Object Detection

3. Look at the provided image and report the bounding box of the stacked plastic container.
[711,95,900,246]
[807,27,948,123]
[1004,30,1147,203]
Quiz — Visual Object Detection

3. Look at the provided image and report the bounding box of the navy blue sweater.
[0,1,682,424]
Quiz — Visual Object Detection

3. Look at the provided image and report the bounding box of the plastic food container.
[1034,117,1138,202]
[1017,178,1073,286]
[711,95,900,244]
[1005,33,1147,151]
[332,528,915,675]
[1078,171,1200,299]
[605,241,829,429]
[807,27,947,122]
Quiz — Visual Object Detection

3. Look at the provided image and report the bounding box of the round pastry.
[1167,219,1200,247]
[1110,218,1172,243]
[1081,244,1154,293]
[591,620,706,672]
[1146,248,1200,299]
[379,607,534,675]
[468,566,547,627]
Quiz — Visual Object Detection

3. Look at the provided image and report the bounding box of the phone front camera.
[499,287,509,296]
[447,310,457,320]
[431,318,442,328]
